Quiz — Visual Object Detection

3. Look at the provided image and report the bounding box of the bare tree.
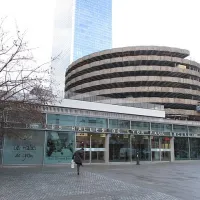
[0,18,59,136]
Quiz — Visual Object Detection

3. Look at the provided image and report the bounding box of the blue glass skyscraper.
[51,0,112,95]
[73,0,112,60]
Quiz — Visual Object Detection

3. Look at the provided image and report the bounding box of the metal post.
[136,135,140,165]
[159,137,161,161]
[136,150,140,165]
[130,120,133,163]
[1,134,5,167]
[170,137,175,162]
[105,134,109,163]
[90,135,92,164]
[42,131,46,166]
[130,134,132,163]
[187,125,191,160]
[150,122,152,162]
[188,137,191,160]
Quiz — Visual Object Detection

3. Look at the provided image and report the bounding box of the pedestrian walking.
[72,148,84,175]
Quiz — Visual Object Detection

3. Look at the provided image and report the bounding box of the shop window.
[44,131,75,164]
[132,135,150,161]
[131,121,150,131]
[109,119,130,129]
[47,114,75,126]
[0,134,3,165]
[173,125,187,133]
[109,134,131,162]
[174,137,189,160]
[161,137,170,149]
[151,123,172,132]
[3,130,44,165]
[151,136,160,148]
[190,138,200,160]
[188,126,200,134]
[76,116,108,128]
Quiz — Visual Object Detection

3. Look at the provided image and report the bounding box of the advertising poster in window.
[3,130,44,165]
[44,131,75,164]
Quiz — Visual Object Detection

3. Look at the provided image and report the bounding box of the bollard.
[136,151,140,165]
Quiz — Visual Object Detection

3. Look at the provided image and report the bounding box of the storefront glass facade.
[1,113,200,165]
[3,130,44,165]
[174,137,189,160]
[45,131,75,164]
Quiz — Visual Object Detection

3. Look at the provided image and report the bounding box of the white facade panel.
[55,99,165,118]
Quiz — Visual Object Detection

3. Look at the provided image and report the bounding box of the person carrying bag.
[72,148,84,175]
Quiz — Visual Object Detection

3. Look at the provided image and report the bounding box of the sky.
[0,0,200,65]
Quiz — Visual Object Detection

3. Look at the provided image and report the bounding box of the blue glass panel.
[3,130,44,165]
[109,119,130,129]
[44,131,75,164]
[76,116,108,128]
[173,125,187,133]
[188,126,200,133]
[151,123,172,132]
[47,114,75,126]
[131,121,150,131]
[73,0,112,60]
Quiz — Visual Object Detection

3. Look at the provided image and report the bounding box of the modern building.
[1,46,200,166]
[51,0,112,94]
[1,98,200,166]
[65,46,200,121]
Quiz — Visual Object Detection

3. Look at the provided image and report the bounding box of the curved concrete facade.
[65,46,200,120]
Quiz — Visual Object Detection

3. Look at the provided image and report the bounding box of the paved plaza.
[0,161,200,200]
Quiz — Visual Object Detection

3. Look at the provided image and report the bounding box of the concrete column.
[170,137,175,162]
[105,134,110,163]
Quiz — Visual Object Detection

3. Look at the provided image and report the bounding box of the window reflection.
[174,138,189,160]
[77,116,108,128]
[190,138,200,160]
[131,121,150,131]
[109,119,130,129]
[109,134,130,162]
[173,125,187,133]
[45,131,75,164]
[132,135,150,161]
[151,123,172,132]
[47,114,75,126]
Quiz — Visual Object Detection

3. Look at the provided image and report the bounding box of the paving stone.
[0,168,180,200]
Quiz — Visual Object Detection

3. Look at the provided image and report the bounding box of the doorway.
[76,133,106,163]
[151,136,171,161]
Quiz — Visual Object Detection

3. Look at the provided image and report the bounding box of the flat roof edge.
[53,99,165,118]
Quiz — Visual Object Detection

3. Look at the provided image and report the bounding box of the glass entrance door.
[151,136,171,161]
[76,133,106,163]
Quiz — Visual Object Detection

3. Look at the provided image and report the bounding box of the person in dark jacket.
[72,148,84,175]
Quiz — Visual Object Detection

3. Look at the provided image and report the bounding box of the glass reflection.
[190,138,200,160]
[109,119,130,129]
[76,116,108,128]
[131,121,150,131]
[0,134,2,165]
[47,114,75,126]
[132,135,150,161]
[109,134,130,162]
[174,137,189,160]
[45,131,75,164]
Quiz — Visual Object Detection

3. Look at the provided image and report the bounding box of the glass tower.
[73,0,112,61]
[51,0,112,95]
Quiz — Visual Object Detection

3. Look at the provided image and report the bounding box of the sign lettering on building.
[42,124,200,138]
